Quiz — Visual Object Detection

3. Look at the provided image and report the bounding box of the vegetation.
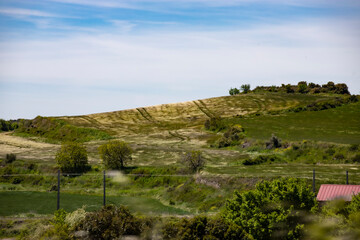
[55,142,90,174]
[182,151,205,173]
[14,116,111,142]
[0,83,359,239]
[240,84,251,94]
[224,178,317,239]
[98,140,133,169]
[0,119,19,132]
[253,81,350,95]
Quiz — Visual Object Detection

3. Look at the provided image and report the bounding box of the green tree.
[55,142,90,174]
[297,81,308,94]
[229,88,240,95]
[240,84,251,94]
[182,150,205,173]
[98,140,133,169]
[224,178,317,239]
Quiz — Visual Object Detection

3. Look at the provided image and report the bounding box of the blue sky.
[0,0,360,119]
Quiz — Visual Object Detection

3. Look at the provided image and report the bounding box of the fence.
[0,168,358,217]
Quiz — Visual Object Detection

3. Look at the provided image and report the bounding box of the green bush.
[161,216,249,240]
[204,117,226,132]
[242,154,282,165]
[229,88,240,95]
[80,205,141,240]
[98,140,133,169]
[224,178,317,239]
[55,142,90,174]
[241,84,251,94]
[217,125,245,148]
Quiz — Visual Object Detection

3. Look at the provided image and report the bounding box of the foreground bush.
[162,216,251,240]
[80,205,142,240]
[224,178,317,239]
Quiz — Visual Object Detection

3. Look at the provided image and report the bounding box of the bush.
[242,154,282,165]
[240,84,251,94]
[297,81,308,94]
[182,151,205,173]
[217,125,246,148]
[98,140,133,169]
[55,142,90,174]
[224,178,317,239]
[81,205,141,240]
[266,134,282,149]
[161,216,249,240]
[229,88,240,95]
[5,154,16,164]
[204,117,226,132]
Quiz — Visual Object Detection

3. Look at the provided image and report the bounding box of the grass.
[204,164,360,185]
[232,101,360,144]
[1,92,359,220]
[0,191,189,216]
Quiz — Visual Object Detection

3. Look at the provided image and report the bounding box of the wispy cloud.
[0,7,67,18]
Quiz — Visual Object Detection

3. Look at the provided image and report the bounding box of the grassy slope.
[235,101,360,144]
[1,92,359,217]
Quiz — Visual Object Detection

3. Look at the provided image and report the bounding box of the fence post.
[57,169,60,210]
[103,170,106,206]
[312,169,316,194]
[346,170,349,185]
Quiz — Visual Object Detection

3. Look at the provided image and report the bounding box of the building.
[316,184,360,202]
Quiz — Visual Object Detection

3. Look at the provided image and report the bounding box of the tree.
[182,150,205,173]
[240,84,251,94]
[98,140,133,169]
[55,142,89,174]
[297,81,308,94]
[229,88,240,95]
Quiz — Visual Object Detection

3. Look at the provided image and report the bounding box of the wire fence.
[0,168,359,216]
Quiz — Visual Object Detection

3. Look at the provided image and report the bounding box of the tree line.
[229,81,351,95]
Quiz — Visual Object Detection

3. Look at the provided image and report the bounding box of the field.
[1,92,360,232]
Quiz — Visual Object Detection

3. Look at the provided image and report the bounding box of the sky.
[0,0,359,120]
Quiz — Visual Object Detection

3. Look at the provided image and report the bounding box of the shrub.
[55,142,90,174]
[81,205,141,240]
[334,83,350,94]
[5,153,16,164]
[98,140,133,169]
[217,125,246,148]
[240,84,251,94]
[161,216,249,240]
[204,117,226,132]
[229,88,240,95]
[297,81,308,94]
[182,151,205,173]
[266,134,282,149]
[242,154,282,165]
[224,178,317,239]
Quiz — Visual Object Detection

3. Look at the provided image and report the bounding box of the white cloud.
[0,18,359,119]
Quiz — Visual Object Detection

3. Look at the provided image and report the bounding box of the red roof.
[317,184,360,201]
